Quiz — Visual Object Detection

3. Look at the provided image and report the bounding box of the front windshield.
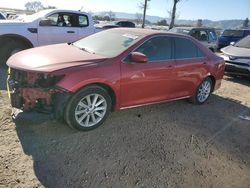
[234,35,250,49]
[73,29,143,57]
[222,30,244,37]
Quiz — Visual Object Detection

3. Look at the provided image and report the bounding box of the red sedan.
[7,28,225,131]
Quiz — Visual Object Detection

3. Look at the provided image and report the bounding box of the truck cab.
[0,9,96,66]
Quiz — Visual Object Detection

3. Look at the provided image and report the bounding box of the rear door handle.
[67,31,75,33]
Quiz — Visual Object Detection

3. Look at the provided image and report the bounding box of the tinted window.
[174,37,205,59]
[0,13,5,19]
[209,31,217,40]
[243,30,250,36]
[190,30,208,41]
[135,36,172,61]
[40,13,88,27]
[222,30,244,37]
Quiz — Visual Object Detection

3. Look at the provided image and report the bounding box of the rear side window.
[135,36,172,61]
[243,30,250,37]
[222,30,244,37]
[174,37,205,59]
[78,14,89,27]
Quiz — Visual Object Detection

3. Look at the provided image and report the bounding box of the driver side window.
[40,13,59,26]
[135,36,172,62]
[40,13,71,27]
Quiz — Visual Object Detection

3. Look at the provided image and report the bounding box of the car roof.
[111,28,189,38]
[173,27,215,30]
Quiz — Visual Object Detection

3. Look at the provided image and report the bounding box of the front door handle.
[67,31,75,33]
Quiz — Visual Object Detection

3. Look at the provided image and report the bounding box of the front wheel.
[190,77,213,105]
[65,86,112,131]
[0,40,27,67]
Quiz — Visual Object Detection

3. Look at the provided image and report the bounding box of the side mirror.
[39,19,52,26]
[230,41,235,46]
[130,52,148,63]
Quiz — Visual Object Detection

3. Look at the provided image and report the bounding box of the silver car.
[169,27,218,52]
[220,35,250,77]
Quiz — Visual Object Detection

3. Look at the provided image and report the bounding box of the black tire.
[190,77,213,105]
[0,40,27,67]
[65,85,112,131]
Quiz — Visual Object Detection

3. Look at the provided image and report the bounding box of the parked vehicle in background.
[115,20,135,28]
[169,27,218,52]
[220,35,250,77]
[7,28,225,131]
[95,24,119,30]
[217,29,250,50]
[0,12,6,20]
[95,20,135,30]
[0,9,97,66]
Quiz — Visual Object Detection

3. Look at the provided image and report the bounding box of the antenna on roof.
[79,6,84,12]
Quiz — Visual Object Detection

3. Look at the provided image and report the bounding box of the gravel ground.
[0,67,250,188]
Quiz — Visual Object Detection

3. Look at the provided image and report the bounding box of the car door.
[38,12,79,46]
[173,37,209,97]
[120,36,176,108]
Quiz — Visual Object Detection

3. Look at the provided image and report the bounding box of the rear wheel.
[65,86,112,131]
[190,77,213,104]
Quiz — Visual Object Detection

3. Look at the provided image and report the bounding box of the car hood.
[221,45,250,58]
[0,20,27,25]
[7,43,108,73]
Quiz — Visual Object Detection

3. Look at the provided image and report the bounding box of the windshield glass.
[234,35,250,49]
[73,29,143,57]
[222,30,244,37]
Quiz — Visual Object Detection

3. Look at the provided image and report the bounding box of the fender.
[0,34,34,48]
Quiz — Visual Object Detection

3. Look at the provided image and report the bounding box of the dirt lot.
[0,67,250,188]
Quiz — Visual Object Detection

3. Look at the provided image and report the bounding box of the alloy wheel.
[197,80,211,103]
[75,94,107,127]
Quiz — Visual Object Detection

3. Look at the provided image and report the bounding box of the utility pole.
[142,0,150,28]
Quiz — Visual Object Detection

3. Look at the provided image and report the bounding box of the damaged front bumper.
[7,68,71,118]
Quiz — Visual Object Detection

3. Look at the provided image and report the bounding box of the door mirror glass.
[130,52,148,63]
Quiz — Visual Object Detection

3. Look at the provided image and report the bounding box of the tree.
[106,11,116,21]
[135,12,143,25]
[169,0,183,30]
[242,17,249,28]
[25,1,44,12]
[138,0,150,28]
[103,16,111,21]
[196,19,202,27]
[157,19,168,26]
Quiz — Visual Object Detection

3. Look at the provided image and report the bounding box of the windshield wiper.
[80,47,95,54]
[70,43,95,54]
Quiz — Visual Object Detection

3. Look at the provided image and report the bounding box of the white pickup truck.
[0,9,97,65]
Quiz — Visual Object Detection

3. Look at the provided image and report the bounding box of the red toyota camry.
[7,28,225,131]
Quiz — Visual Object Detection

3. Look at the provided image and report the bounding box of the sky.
[0,0,249,21]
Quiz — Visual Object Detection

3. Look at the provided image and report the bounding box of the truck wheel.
[0,40,27,67]
[65,85,112,131]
